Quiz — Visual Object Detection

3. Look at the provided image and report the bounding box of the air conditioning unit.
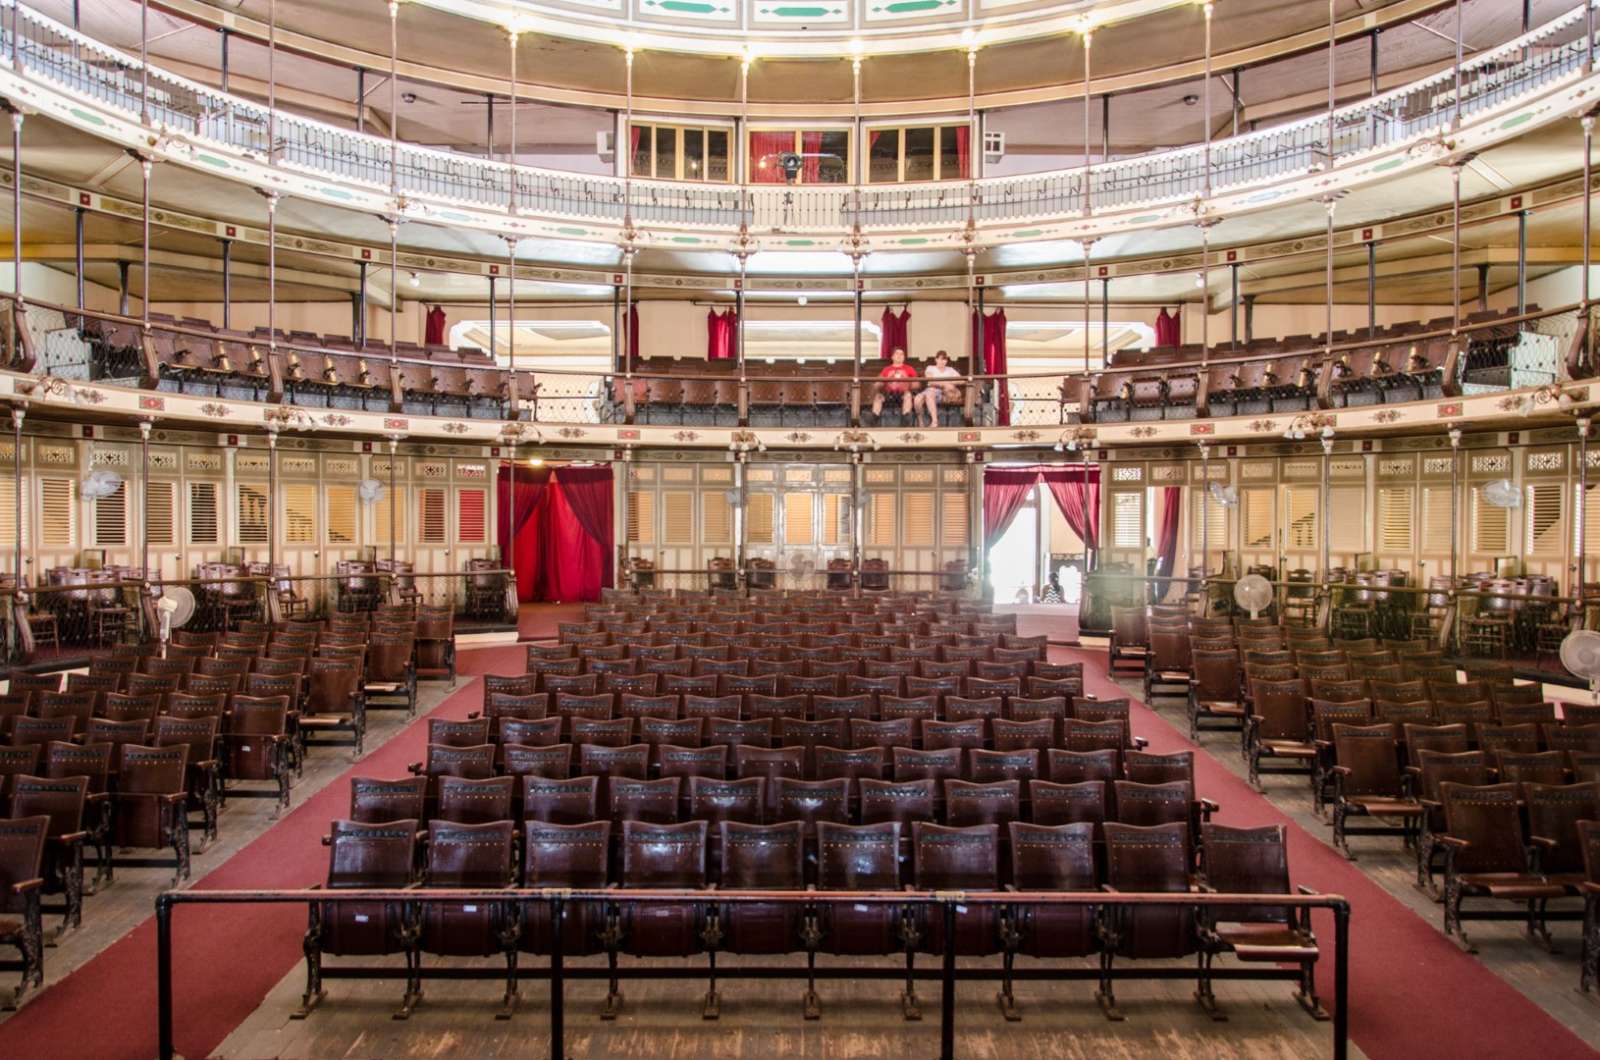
[983,130,1005,165]
[596,129,616,165]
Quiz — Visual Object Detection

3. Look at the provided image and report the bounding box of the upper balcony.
[3,1,1598,253]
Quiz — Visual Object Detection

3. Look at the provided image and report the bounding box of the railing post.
[1332,898,1350,1060]
[549,895,565,1060]
[157,892,175,1060]
[939,899,957,1060]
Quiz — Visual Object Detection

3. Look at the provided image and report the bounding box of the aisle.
[1053,645,1595,1060]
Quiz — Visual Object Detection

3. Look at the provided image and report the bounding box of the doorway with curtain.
[982,464,1100,607]
[496,464,615,603]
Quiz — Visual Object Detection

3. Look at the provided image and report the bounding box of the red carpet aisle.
[0,674,503,1060]
[1053,645,1595,1060]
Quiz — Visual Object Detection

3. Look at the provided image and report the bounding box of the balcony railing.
[1,0,1595,234]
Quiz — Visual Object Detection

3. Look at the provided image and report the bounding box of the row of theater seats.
[0,605,453,1007]
[1119,605,1600,977]
[294,589,1327,1024]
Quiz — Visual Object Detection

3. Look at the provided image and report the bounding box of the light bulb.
[1320,425,1335,439]
[797,295,808,305]
[408,272,421,287]
[1053,441,1065,452]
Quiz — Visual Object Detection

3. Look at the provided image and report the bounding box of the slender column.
[74,207,85,310]
[1453,0,1464,129]
[388,2,399,197]
[220,28,231,138]
[140,0,149,124]
[1230,70,1240,136]
[220,238,232,330]
[1202,3,1213,198]
[355,261,367,345]
[7,111,19,301]
[508,30,519,212]
[266,428,279,571]
[1367,29,1380,145]
[488,274,497,361]
[736,455,749,572]
[1579,419,1592,596]
[1230,262,1239,348]
[1323,198,1335,358]
[387,435,400,564]
[264,192,277,360]
[507,237,520,417]
[611,284,621,371]
[1243,293,1254,342]
[140,157,152,326]
[1516,209,1528,317]
[1198,442,1210,579]
[1082,27,1093,216]
[118,262,129,316]
[388,217,398,363]
[139,419,151,579]
[1451,162,1464,335]
[1101,277,1109,364]
[1199,224,1211,364]
[1082,239,1094,377]
[851,256,862,424]
[12,406,23,587]
[1449,428,1461,582]
[356,68,365,134]
[266,0,276,161]
[485,93,493,160]
[1367,241,1377,337]
[1584,114,1594,372]
[1320,435,1333,578]
[1325,0,1335,170]
[1101,94,1109,165]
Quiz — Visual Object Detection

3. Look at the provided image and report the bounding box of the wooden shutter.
[1577,484,1600,552]
[458,488,487,543]
[1283,486,1318,550]
[821,494,848,546]
[0,478,24,548]
[663,491,695,545]
[1525,482,1564,556]
[325,485,357,545]
[902,492,934,547]
[1328,486,1364,552]
[1470,486,1509,554]
[418,487,448,544]
[627,490,656,544]
[745,492,774,545]
[237,484,268,545]
[93,481,127,547]
[1242,488,1274,549]
[703,490,732,545]
[282,483,318,545]
[1377,486,1413,552]
[866,493,896,547]
[783,492,815,546]
[145,481,176,546]
[941,491,969,547]
[1421,485,1453,553]
[188,481,219,545]
[1110,492,1142,549]
[1189,490,1226,549]
[373,486,405,545]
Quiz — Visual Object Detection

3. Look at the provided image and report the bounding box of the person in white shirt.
[914,350,962,427]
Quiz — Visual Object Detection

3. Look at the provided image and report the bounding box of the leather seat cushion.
[1457,873,1568,899]
[1346,797,1423,816]
[1259,741,1317,758]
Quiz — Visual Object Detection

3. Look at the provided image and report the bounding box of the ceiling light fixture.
[408,272,421,287]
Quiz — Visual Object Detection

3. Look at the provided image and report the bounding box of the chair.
[223,695,292,812]
[814,821,915,1019]
[294,819,421,1020]
[1198,823,1326,1019]
[1328,723,1422,859]
[1246,678,1315,791]
[605,821,712,1019]
[912,824,1002,994]
[7,774,88,940]
[1189,649,1246,742]
[517,820,612,973]
[997,821,1099,1020]
[301,658,366,758]
[715,821,806,1017]
[1098,821,1197,1021]
[111,745,191,885]
[1437,782,1567,953]
[416,606,456,685]
[418,820,519,1019]
[1412,750,1492,897]
[0,815,47,1009]
[366,631,418,717]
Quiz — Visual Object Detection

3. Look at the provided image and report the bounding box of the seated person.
[872,346,918,421]
[914,350,962,427]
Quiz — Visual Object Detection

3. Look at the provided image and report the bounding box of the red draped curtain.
[707,308,737,360]
[750,131,792,183]
[1040,464,1100,553]
[973,308,1009,426]
[550,465,615,595]
[496,464,549,604]
[1152,485,1182,600]
[954,126,970,180]
[1155,307,1181,347]
[879,307,910,359]
[802,131,824,184]
[424,306,447,346]
[621,302,639,371]
[982,467,1040,551]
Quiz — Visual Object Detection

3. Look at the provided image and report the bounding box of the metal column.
[220,238,232,330]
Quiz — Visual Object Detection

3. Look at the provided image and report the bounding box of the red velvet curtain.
[983,467,1040,551]
[802,131,824,184]
[750,131,792,183]
[973,308,1009,426]
[1041,464,1100,553]
[955,126,970,180]
[497,464,549,604]
[424,306,447,346]
[1155,308,1181,347]
[625,302,639,370]
[707,308,737,360]
[540,482,604,604]
[551,465,615,594]
[879,307,910,359]
[1153,485,1182,600]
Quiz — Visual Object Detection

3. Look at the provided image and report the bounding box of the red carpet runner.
[1052,645,1595,1060]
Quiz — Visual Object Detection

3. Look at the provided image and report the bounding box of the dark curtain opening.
[1155,307,1181,347]
[496,464,549,604]
[879,307,910,359]
[974,308,1009,426]
[551,465,615,595]
[1041,464,1101,554]
[1152,485,1182,601]
[707,308,737,361]
[983,467,1040,552]
[424,306,447,346]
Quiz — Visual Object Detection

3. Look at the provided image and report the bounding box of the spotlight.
[1053,441,1065,452]
[408,272,421,287]
[797,295,808,305]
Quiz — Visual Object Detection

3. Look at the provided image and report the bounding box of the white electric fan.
[156,585,197,652]
[1233,572,1274,620]
[1560,629,1600,706]
[80,469,123,499]
[786,553,816,587]
[1482,479,1522,510]
[724,487,744,508]
[358,478,386,505]
[1209,482,1239,508]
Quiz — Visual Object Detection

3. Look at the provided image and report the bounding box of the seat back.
[119,744,188,795]
[622,819,708,887]
[944,779,1021,826]
[1331,723,1404,797]
[1523,781,1600,875]
[8,773,87,838]
[326,818,418,888]
[1198,823,1293,923]
[522,775,600,823]
[0,816,48,911]
[426,820,514,887]
[720,820,805,888]
[816,820,901,889]
[912,822,998,890]
[436,775,515,825]
[1440,782,1531,874]
[350,776,427,822]
[523,820,612,887]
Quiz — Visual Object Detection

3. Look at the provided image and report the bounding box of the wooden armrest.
[1436,835,1470,850]
[11,878,44,895]
[1295,884,1319,896]
[1329,765,1351,777]
[1529,835,1559,850]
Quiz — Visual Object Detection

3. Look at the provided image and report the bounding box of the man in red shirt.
[872,346,918,422]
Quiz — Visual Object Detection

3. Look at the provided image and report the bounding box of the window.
[237,484,268,545]
[1377,486,1414,552]
[1525,482,1564,556]
[822,493,850,546]
[326,485,357,545]
[866,124,972,183]
[942,491,969,547]
[373,486,405,546]
[1471,485,1509,554]
[93,481,127,547]
[663,492,694,545]
[0,477,24,548]
[458,488,487,544]
[1190,490,1227,550]
[39,479,74,549]
[146,481,175,546]
[1329,486,1365,552]
[866,494,897,547]
[784,492,815,546]
[282,484,318,545]
[746,493,774,544]
[1577,484,1600,553]
[1421,485,1453,553]
[627,490,656,544]
[418,487,448,544]
[749,129,850,184]
[1242,488,1274,549]
[188,482,218,545]
[1110,492,1142,549]
[1283,486,1318,550]
[703,490,732,545]
[630,122,730,182]
[903,492,935,548]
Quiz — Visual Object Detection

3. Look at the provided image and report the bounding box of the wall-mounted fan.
[1560,629,1600,703]
[1208,483,1238,507]
[80,469,123,499]
[156,585,197,649]
[787,553,815,584]
[1233,572,1274,620]
[358,478,386,505]
[1482,479,1522,509]
[724,488,744,509]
